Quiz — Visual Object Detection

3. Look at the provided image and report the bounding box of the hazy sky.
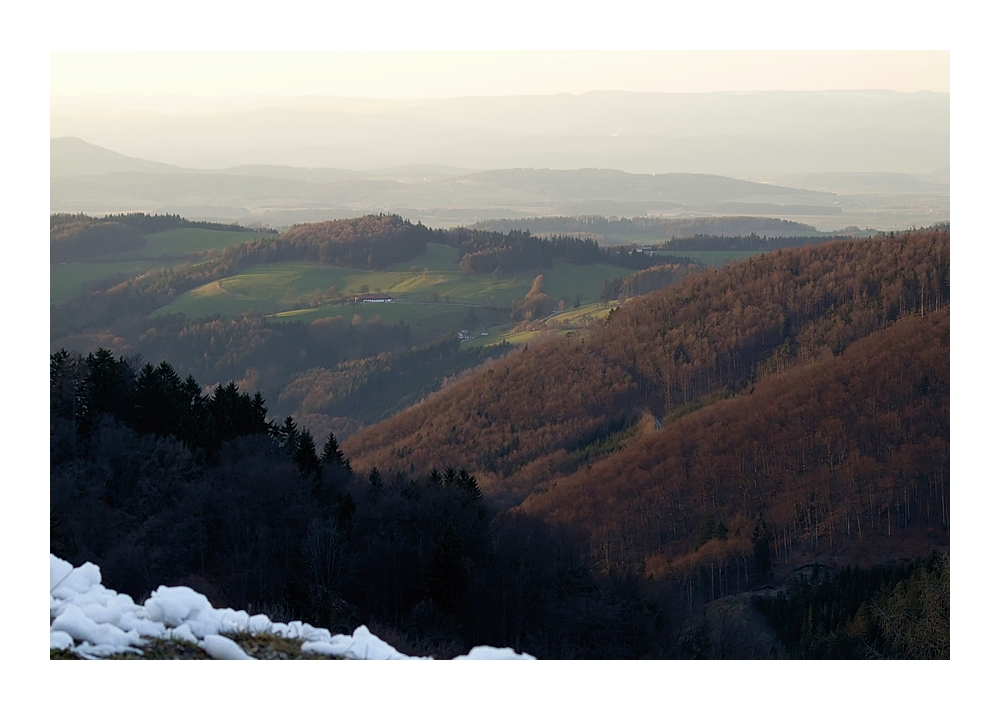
[51,51,949,100]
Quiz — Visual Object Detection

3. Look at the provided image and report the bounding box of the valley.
[50,211,949,658]
[48,94,949,659]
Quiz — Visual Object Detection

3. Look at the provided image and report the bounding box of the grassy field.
[133,228,266,259]
[51,258,179,304]
[154,242,633,326]
[544,301,614,327]
[461,301,614,350]
[50,229,265,304]
[273,300,511,342]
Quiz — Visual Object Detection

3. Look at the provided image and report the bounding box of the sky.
[51,50,949,100]
[48,50,951,174]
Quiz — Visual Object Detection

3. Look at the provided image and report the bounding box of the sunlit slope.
[153,243,632,320]
[51,228,264,304]
[134,228,266,258]
[462,301,615,349]
[517,308,950,575]
[52,259,175,304]
[343,228,949,506]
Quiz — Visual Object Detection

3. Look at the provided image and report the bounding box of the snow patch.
[49,555,535,660]
[202,634,257,660]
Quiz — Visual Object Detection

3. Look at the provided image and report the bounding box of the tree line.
[470,215,823,239]
[442,229,686,275]
[54,310,507,446]
[50,212,274,263]
[50,347,672,658]
[653,233,853,252]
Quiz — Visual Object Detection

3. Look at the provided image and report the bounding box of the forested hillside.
[345,227,949,508]
[335,227,948,655]
[519,308,949,580]
[51,213,686,441]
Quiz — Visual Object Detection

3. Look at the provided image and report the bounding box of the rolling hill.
[50,137,946,231]
[342,227,950,566]
[518,307,949,578]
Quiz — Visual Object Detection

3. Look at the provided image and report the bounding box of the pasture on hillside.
[51,259,176,304]
[152,242,634,339]
[50,228,264,304]
[132,228,266,259]
[462,301,615,350]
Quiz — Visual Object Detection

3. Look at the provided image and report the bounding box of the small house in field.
[354,293,394,304]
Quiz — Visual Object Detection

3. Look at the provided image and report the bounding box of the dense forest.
[55,311,503,443]
[440,229,684,274]
[519,308,949,581]
[50,350,671,659]
[338,227,949,653]
[752,554,948,659]
[600,262,700,301]
[347,228,949,496]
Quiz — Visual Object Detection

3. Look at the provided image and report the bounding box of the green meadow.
[51,228,265,304]
[133,228,266,259]
[51,258,178,304]
[154,243,633,327]
[461,301,615,350]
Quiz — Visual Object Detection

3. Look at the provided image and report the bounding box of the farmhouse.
[354,293,395,304]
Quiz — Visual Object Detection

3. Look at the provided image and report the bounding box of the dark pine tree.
[321,433,351,472]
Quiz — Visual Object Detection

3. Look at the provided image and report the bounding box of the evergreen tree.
[423,525,467,614]
[295,430,323,495]
[279,416,299,453]
[321,433,350,472]
[83,348,136,425]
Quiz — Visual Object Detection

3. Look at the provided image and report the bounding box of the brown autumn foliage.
[510,274,554,321]
[618,262,698,299]
[517,308,949,579]
[279,214,430,268]
[344,227,949,508]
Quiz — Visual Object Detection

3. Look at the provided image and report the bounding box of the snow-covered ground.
[49,555,534,660]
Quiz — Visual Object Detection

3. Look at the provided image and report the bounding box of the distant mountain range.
[50,138,948,233]
[52,90,949,175]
